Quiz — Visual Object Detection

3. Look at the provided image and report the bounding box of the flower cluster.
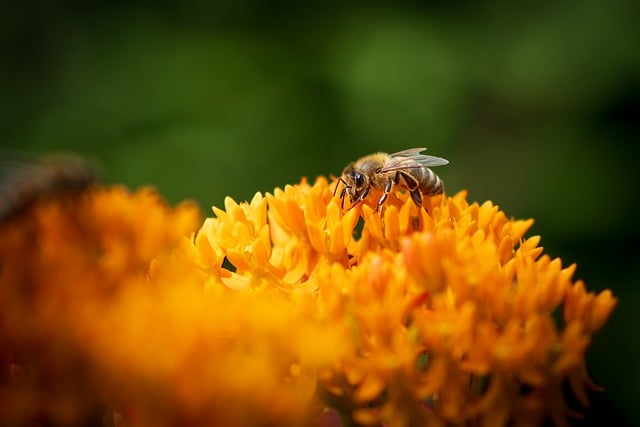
[0,178,616,427]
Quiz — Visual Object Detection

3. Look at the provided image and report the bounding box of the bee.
[335,147,449,211]
[0,152,96,221]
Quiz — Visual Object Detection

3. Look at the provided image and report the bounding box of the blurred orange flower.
[0,178,616,427]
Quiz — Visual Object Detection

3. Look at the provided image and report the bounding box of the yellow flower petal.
[0,177,615,427]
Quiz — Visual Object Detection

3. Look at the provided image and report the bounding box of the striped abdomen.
[413,166,444,196]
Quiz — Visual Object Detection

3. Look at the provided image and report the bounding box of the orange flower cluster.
[0,178,616,427]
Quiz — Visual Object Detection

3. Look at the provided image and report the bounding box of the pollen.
[0,178,616,427]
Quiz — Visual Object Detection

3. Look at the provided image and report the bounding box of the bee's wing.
[381,148,449,173]
[410,154,449,167]
[389,147,428,158]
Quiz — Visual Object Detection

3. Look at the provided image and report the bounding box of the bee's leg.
[333,179,341,197]
[334,178,352,210]
[350,186,369,209]
[339,187,347,209]
[359,186,370,203]
[398,172,424,229]
[375,177,394,212]
[398,172,422,207]
[409,188,422,207]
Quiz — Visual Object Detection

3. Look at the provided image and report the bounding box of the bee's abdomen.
[417,167,444,196]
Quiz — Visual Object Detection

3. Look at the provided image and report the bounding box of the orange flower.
[0,177,616,427]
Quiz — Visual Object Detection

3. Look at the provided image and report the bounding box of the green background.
[2,1,638,425]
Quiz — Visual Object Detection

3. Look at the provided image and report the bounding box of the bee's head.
[338,163,368,205]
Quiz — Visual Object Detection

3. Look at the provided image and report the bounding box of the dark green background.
[2,1,638,425]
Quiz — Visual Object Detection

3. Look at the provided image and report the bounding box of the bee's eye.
[354,172,365,187]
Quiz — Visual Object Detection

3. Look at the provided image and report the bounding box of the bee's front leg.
[339,187,347,209]
[334,178,347,209]
[348,186,370,210]
[358,186,370,203]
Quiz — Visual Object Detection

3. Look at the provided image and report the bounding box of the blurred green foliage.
[1,1,638,425]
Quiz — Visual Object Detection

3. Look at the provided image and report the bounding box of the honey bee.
[335,147,449,211]
[0,152,96,221]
